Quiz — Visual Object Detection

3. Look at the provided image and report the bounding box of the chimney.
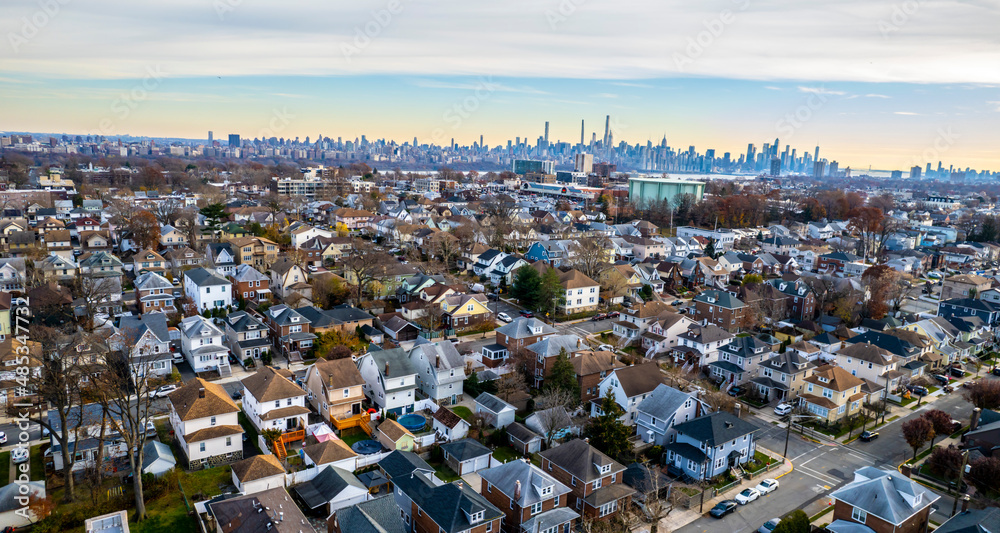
[515,480,521,500]
[385,361,390,375]
[198,387,206,399]
[457,481,463,490]
[899,464,912,478]
[971,408,982,431]
[436,355,440,368]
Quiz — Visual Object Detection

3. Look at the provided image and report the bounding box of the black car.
[992,368,1000,377]
[932,374,950,386]
[859,430,879,441]
[519,310,534,318]
[907,385,928,396]
[231,390,242,400]
[710,500,738,518]
[727,386,745,397]
[949,367,966,378]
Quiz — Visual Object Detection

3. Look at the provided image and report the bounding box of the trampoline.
[352,440,382,455]
[397,413,427,432]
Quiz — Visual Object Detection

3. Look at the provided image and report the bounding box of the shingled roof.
[241,366,306,403]
[168,377,239,421]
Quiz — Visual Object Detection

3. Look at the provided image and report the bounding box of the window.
[593,477,602,490]
[199,443,206,452]
[599,501,617,517]
[210,416,216,426]
[851,507,867,523]
[226,436,232,446]
[531,501,543,515]
[275,400,281,408]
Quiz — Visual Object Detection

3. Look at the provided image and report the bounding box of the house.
[938,298,1000,328]
[78,251,122,279]
[932,507,1000,533]
[303,357,366,427]
[382,315,420,342]
[507,422,543,455]
[0,258,26,292]
[817,252,862,275]
[671,324,734,368]
[665,411,760,481]
[474,392,516,428]
[642,312,697,357]
[558,268,601,314]
[618,301,674,340]
[208,486,317,532]
[432,406,471,441]
[571,350,626,404]
[270,257,310,301]
[183,267,233,311]
[710,335,770,387]
[291,465,369,519]
[223,310,271,365]
[205,242,238,276]
[441,293,492,330]
[115,314,173,379]
[302,438,358,472]
[179,315,231,375]
[159,224,188,248]
[752,350,817,402]
[263,304,317,361]
[46,403,128,473]
[441,438,492,475]
[537,439,634,521]
[479,458,578,533]
[45,229,73,260]
[37,254,77,281]
[241,366,309,447]
[134,271,176,314]
[799,364,867,423]
[941,274,992,300]
[167,378,244,470]
[395,463,505,533]
[79,230,112,252]
[826,467,939,533]
[408,341,466,405]
[490,255,529,286]
[376,418,415,451]
[833,342,905,393]
[692,290,747,332]
[357,347,419,414]
[590,362,667,424]
[133,249,168,274]
[962,408,1000,458]
[290,223,333,249]
[328,495,407,533]
[228,236,280,269]
[635,383,705,446]
[230,454,287,495]
[768,278,817,321]
[165,246,204,270]
[230,263,271,303]
[526,334,585,388]
[495,317,558,353]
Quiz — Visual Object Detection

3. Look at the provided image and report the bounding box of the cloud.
[411,79,548,95]
[592,93,619,98]
[865,94,891,98]
[763,86,783,91]
[609,81,653,88]
[893,111,920,115]
[797,86,847,96]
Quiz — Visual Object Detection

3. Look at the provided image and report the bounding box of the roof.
[830,467,939,526]
[168,377,239,421]
[142,440,177,472]
[310,357,364,390]
[693,289,745,309]
[934,508,1000,533]
[479,459,572,507]
[378,450,434,479]
[441,438,492,461]
[804,364,866,392]
[433,407,470,429]
[474,392,515,415]
[637,383,696,418]
[329,495,408,533]
[609,362,667,398]
[836,342,893,365]
[673,411,760,447]
[303,438,357,466]
[231,454,285,483]
[495,316,557,339]
[526,334,585,359]
[0,481,44,513]
[559,268,599,289]
[366,347,418,379]
[209,487,315,533]
[185,267,230,287]
[292,465,366,509]
[241,366,306,402]
[506,422,541,444]
[538,439,625,483]
[118,313,170,344]
[378,418,414,442]
[570,351,625,376]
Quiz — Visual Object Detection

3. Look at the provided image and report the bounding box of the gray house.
[635,384,706,446]
[474,392,516,429]
[664,411,760,481]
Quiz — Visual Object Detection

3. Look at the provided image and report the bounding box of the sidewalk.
[638,447,793,533]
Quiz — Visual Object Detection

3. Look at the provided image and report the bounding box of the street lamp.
[783,412,823,459]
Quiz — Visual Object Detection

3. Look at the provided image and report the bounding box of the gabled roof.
[303,438,357,466]
[693,290,745,309]
[636,383,697,419]
[570,351,625,376]
[135,271,173,291]
[673,411,759,447]
[293,465,366,510]
[231,454,285,483]
[331,495,408,533]
[538,439,625,483]
[440,438,491,461]
[433,407,470,430]
[495,317,557,339]
[474,392,515,415]
[526,334,584,359]
[311,357,364,390]
[168,377,239,421]
[241,366,306,402]
[933,508,1000,533]
[185,267,230,287]
[830,467,938,526]
[118,313,170,344]
[478,459,572,507]
[607,362,667,398]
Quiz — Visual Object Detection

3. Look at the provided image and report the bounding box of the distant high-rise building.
[480,134,484,149]
[910,166,922,179]
[544,121,549,144]
[890,170,903,179]
[580,120,585,145]
[773,138,780,157]
[603,115,610,147]
[512,159,555,175]
[829,161,839,176]
[228,134,240,147]
[746,144,755,165]
[813,161,826,178]
[770,158,781,177]
[208,131,213,143]
[814,146,819,162]
[575,153,594,174]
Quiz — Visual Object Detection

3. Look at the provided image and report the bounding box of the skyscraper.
[580,120,585,145]
[814,146,819,162]
[813,160,826,178]
[910,166,921,179]
[228,134,240,147]
[208,131,213,143]
[575,153,594,173]
[544,121,549,144]
[603,115,610,147]
[770,158,781,177]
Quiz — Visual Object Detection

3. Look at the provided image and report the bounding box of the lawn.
[452,406,473,423]
[431,462,461,482]
[340,427,369,447]
[0,451,8,484]
[30,444,44,481]
[491,446,521,464]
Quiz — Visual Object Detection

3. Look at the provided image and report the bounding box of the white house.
[167,378,244,470]
[290,223,333,249]
[356,347,418,415]
[408,341,466,405]
[231,454,286,495]
[431,406,471,441]
[115,314,173,379]
[291,465,369,519]
[179,315,231,375]
[241,366,309,434]
[474,392,516,428]
[184,267,233,311]
[589,362,667,425]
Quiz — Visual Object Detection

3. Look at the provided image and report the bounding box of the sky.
[1,0,998,171]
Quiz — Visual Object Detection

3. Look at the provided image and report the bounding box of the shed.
[141,440,177,478]
[440,438,492,475]
[431,407,471,441]
[376,418,415,452]
[506,422,542,455]
[291,465,370,519]
[474,392,516,428]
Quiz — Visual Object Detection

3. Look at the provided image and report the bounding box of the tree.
[967,456,1000,494]
[741,273,763,285]
[923,409,955,447]
[902,417,935,461]
[510,265,541,309]
[704,238,717,259]
[567,235,612,279]
[962,379,1000,409]
[199,203,228,237]
[129,209,161,251]
[536,267,567,318]
[546,348,580,400]
[342,240,393,302]
[74,276,121,331]
[534,387,576,448]
[481,194,519,251]
[312,275,351,308]
[771,510,811,533]
[861,265,902,320]
[926,445,964,482]
[261,428,283,453]
[428,231,460,270]
[495,371,525,403]
[151,198,182,225]
[586,389,632,459]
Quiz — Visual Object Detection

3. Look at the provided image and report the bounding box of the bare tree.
[495,371,525,403]
[481,194,519,251]
[151,198,182,226]
[341,239,393,302]
[427,232,461,271]
[75,276,122,331]
[568,235,613,280]
[534,387,576,447]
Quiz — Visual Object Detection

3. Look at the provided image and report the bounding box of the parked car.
[907,385,928,396]
[773,403,792,416]
[735,488,761,505]
[949,367,966,378]
[671,300,684,306]
[932,374,950,386]
[591,313,607,321]
[607,311,620,318]
[755,478,779,494]
[710,500,738,518]
[943,385,955,394]
[0,431,6,444]
[859,430,879,441]
[497,312,512,323]
[519,309,534,318]
[962,381,975,389]
[231,390,242,400]
[727,385,745,397]
[992,368,1000,376]
[597,344,615,352]
[10,447,28,464]
[153,384,179,398]
[950,419,963,432]
[759,519,781,533]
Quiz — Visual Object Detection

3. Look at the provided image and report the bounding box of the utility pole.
[950,450,969,516]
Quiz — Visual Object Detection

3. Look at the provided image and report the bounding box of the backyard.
[339,427,369,447]
[451,406,473,422]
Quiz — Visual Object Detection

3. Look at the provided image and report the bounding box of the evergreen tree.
[199,203,227,235]
[547,348,580,400]
[537,267,567,317]
[585,389,632,459]
[704,238,717,259]
[771,510,810,533]
[510,265,541,309]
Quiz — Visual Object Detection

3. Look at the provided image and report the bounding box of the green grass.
[30,444,44,481]
[809,505,835,522]
[452,406,473,422]
[899,396,916,406]
[491,446,521,464]
[237,411,262,454]
[340,427,369,447]
[431,463,461,482]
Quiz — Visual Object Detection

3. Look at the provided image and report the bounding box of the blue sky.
[1,0,998,170]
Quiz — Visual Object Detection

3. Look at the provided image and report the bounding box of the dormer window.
[467,510,484,524]
[597,463,611,475]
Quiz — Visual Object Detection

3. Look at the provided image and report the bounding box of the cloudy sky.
[2,0,998,170]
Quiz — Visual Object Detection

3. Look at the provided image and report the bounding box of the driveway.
[460,471,483,493]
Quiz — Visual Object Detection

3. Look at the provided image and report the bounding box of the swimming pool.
[351,440,382,455]
[397,413,427,432]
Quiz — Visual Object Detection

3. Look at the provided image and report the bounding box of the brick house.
[230,263,271,303]
[817,251,862,275]
[692,290,747,332]
[827,467,938,533]
[571,350,626,404]
[479,459,578,533]
[538,439,634,521]
[495,317,557,353]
